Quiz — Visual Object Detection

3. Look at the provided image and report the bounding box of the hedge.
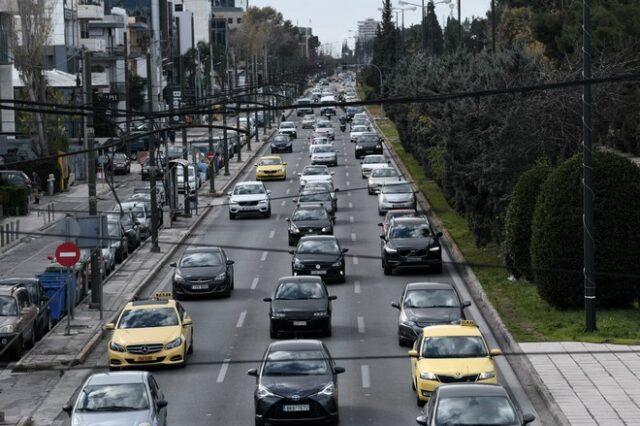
[0,185,29,216]
[530,151,640,308]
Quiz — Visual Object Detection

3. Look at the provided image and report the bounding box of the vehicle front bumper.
[384,251,442,269]
[271,144,292,153]
[311,156,337,165]
[229,202,270,214]
[112,164,129,173]
[270,316,330,334]
[416,375,497,401]
[355,146,383,157]
[378,199,415,213]
[292,264,344,282]
[256,395,338,424]
[0,332,20,351]
[257,170,286,180]
[173,279,230,297]
[108,344,186,368]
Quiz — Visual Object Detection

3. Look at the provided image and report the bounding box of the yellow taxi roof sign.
[460,320,477,327]
[154,291,173,300]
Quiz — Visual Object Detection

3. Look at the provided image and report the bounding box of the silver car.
[361,155,390,178]
[63,371,167,426]
[378,181,416,215]
[314,120,335,140]
[311,145,339,166]
[304,181,339,211]
[302,114,316,129]
[228,181,272,219]
[368,166,401,194]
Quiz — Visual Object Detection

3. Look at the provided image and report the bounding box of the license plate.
[283,404,310,412]
[311,270,327,275]
[137,355,153,361]
[191,284,208,290]
[293,321,307,326]
[406,257,422,262]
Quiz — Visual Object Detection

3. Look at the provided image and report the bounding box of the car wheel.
[412,378,416,391]
[187,332,194,354]
[255,418,265,426]
[43,318,50,334]
[288,236,296,246]
[180,348,188,368]
[173,290,182,301]
[229,211,236,220]
[34,324,43,341]
[264,207,271,218]
[329,413,340,425]
[378,209,385,216]
[270,323,279,339]
[325,323,332,337]
[368,188,373,195]
[283,173,287,181]
[223,283,232,298]
[383,260,392,276]
[399,336,411,347]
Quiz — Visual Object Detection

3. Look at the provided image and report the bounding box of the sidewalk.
[0,131,273,425]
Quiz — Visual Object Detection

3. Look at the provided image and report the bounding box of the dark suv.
[355,133,383,159]
[380,217,443,275]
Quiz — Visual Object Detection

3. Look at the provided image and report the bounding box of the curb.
[370,116,569,426]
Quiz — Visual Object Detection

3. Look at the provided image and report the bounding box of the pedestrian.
[31,172,41,204]
[281,113,286,122]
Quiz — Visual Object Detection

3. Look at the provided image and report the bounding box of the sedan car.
[170,247,235,298]
[270,134,293,153]
[377,181,417,215]
[63,371,168,426]
[349,125,371,142]
[290,236,348,283]
[302,114,316,129]
[303,181,339,211]
[298,165,334,188]
[381,217,443,275]
[392,282,471,346]
[0,285,38,359]
[294,190,336,220]
[264,276,337,337]
[368,167,401,194]
[111,152,131,174]
[279,121,297,139]
[255,156,287,181]
[228,181,272,219]
[107,217,129,263]
[0,278,50,341]
[311,145,338,167]
[248,340,344,426]
[355,133,383,159]
[287,204,333,246]
[360,154,390,178]
[314,120,335,140]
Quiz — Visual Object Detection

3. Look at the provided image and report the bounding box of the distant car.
[295,189,336,220]
[361,154,390,178]
[287,204,333,246]
[248,340,344,426]
[263,276,337,337]
[368,167,401,194]
[255,156,287,181]
[311,145,338,167]
[133,183,166,206]
[63,371,168,426]
[381,216,443,275]
[0,170,31,191]
[296,98,314,116]
[309,138,333,156]
[106,211,141,252]
[0,285,38,359]
[290,235,348,283]
[303,181,339,211]
[141,156,166,181]
[106,217,129,263]
[392,282,470,346]
[0,278,49,341]
[279,121,297,139]
[270,134,293,153]
[377,181,416,215]
[350,125,371,142]
[298,165,334,188]
[314,120,335,140]
[170,247,235,299]
[355,133,383,159]
[378,209,421,235]
[114,202,151,240]
[227,181,272,219]
[111,152,131,174]
[351,118,371,128]
[301,114,316,129]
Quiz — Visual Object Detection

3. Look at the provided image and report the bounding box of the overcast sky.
[246,0,492,55]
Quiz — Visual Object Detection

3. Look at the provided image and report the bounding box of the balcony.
[78,1,104,20]
[80,37,106,52]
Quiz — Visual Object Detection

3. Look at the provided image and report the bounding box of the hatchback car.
[378,181,417,215]
[279,121,297,139]
[255,156,287,181]
[248,340,344,426]
[63,371,168,426]
[314,121,335,140]
[270,134,293,153]
[392,282,471,346]
[290,236,348,283]
[264,276,337,337]
[287,205,334,246]
[228,181,272,219]
[170,247,235,299]
[298,165,334,188]
[368,167,401,194]
[381,217,443,275]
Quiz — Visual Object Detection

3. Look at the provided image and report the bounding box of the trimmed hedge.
[503,164,550,280]
[530,151,640,308]
[0,185,29,216]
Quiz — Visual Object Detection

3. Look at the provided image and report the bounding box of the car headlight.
[257,384,277,399]
[137,423,152,426]
[291,224,300,234]
[300,179,307,186]
[314,311,329,318]
[259,199,268,204]
[400,319,417,328]
[420,371,438,381]
[270,144,277,148]
[429,246,441,252]
[164,337,183,350]
[229,200,239,206]
[331,260,343,267]
[109,341,126,352]
[0,324,15,333]
[317,382,335,396]
[174,271,185,283]
[384,246,397,254]
[356,145,362,149]
[376,144,382,149]
[478,371,496,380]
[321,227,330,232]
[215,272,227,281]
[272,311,286,319]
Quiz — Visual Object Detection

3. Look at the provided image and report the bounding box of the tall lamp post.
[398,0,452,50]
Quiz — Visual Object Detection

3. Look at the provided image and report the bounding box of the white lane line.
[357,316,366,333]
[348,202,353,209]
[286,188,291,195]
[296,163,299,167]
[361,365,371,388]
[346,181,350,186]
[351,233,357,242]
[216,359,231,383]
[353,256,359,265]
[261,251,269,261]
[276,214,281,221]
[269,230,276,239]
[347,191,352,197]
[236,311,247,328]
[346,172,349,177]
[349,216,354,224]
[251,277,259,290]
[354,281,361,294]
[281,200,286,206]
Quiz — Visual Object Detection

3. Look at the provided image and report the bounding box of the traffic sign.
[207,151,214,161]
[55,242,81,267]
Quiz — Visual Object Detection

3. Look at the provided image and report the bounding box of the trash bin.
[36,265,77,325]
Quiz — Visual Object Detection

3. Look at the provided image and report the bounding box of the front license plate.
[283,404,310,412]
[406,257,422,262]
[191,284,208,290]
[293,321,307,326]
[311,270,327,275]
[137,356,153,362]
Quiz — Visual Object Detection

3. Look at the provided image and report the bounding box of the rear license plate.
[406,257,422,262]
[191,284,208,290]
[283,404,310,412]
[311,270,327,275]
[293,321,307,326]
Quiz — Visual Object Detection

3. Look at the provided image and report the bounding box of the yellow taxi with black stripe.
[408,320,501,405]
[106,292,194,369]
[255,156,287,181]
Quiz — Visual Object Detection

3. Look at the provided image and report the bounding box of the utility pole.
[222,68,229,176]
[208,39,216,194]
[124,32,131,158]
[458,0,462,49]
[491,0,497,53]
[178,18,188,161]
[421,0,426,51]
[583,0,596,332]
[253,55,259,146]
[146,50,160,253]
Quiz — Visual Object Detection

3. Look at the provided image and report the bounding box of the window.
[16,290,30,309]
[228,18,233,24]
[237,18,242,24]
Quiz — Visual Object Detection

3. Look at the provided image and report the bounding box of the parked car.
[0,278,50,341]
[0,284,38,359]
[0,170,31,190]
[106,217,129,263]
[111,152,131,174]
[106,211,141,252]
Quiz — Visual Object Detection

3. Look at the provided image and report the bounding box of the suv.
[0,170,31,190]
[227,181,272,219]
[278,122,297,139]
[0,285,38,359]
[0,278,50,341]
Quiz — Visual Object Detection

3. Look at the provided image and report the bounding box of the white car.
[360,155,390,178]
[298,165,335,187]
[227,181,272,219]
[367,166,401,194]
[311,145,338,167]
[309,138,333,155]
[314,121,335,140]
[353,112,369,122]
[350,125,371,142]
[302,114,316,129]
[176,164,200,193]
[278,121,297,139]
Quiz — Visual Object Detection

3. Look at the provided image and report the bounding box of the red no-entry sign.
[55,242,81,267]
[207,151,215,161]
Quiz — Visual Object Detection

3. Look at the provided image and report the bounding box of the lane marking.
[347,191,352,197]
[361,365,371,388]
[251,277,259,290]
[261,251,268,261]
[353,256,359,265]
[236,311,247,328]
[346,172,349,177]
[357,316,366,333]
[216,359,231,383]
[286,188,291,195]
[346,181,350,186]
[354,280,361,294]
[348,202,353,209]
[269,230,276,239]
[351,233,357,242]
[281,200,286,206]
[349,216,354,223]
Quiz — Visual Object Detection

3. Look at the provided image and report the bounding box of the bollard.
[9,221,14,242]
[1,224,4,247]
[47,173,55,196]
[16,220,19,241]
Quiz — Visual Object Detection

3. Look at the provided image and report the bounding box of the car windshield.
[299,192,331,202]
[297,239,340,254]
[180,251,223,267]
[352,126,368,132]
[390,223,431,239]
[404,289,459,308]
[303,167,328,176]
[314,146,334,153]
[372,168,398,178]
[382,183,413,194]
[263,350,329,376]
[435,396,517,425]
[75,383,150,413]
[118,307,179,329]
[293,209,328,221]
[275,281,325,300]
[113,153,127,161]
[358,136,378,144]
[281,122,294,128]
[304,115,315,120]
[119,204,145,219]
[259,158,282,166]
[421,336,488,358]
[273,136,289,143]
[234,184,265,195]
[0,296,18,316]
[317,122,332,128]
[364,156,386,164]
[107,223,120,238]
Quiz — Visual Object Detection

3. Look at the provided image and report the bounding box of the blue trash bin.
[37,265,77,325]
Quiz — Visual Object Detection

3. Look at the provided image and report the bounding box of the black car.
[346,106,363,120]
[263,276,337,337]
[170,247,235,299]
[290,236,348,283]
[392,282,471,346]
[355,133,383,159]
[0,278,50,340]
[106,218,129,263]
[380,217,443,275]
[416,384,535,426]
[270,134,293,153]
[287,205,333,246]
[248,340,345,426]
[106,211,141,252]
[141,156,166,180]
[111,152,131,174]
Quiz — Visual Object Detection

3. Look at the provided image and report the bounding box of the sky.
[246,0,492,56]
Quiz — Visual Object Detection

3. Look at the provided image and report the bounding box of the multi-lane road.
[70,108,542,425]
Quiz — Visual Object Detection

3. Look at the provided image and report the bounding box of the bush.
[0,185,30,216]
[503,164,550,280]
[530,151,640,308]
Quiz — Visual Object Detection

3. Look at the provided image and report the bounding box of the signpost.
[55,242,80,335]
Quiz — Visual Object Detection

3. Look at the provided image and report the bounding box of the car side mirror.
[330,172,335,176]
[157,400,168,409]
[334,366,346,374]
[169,262,177,267]
[391,302,400,310]
[226,260,235,266]
[297,172,302,176]
[408,350,419,358]
[522,413,536,425]
[291,198,298,203]
[489,348,502,357]
[285,218,291,222]
[62,404,73,415]
[183,318,193,326]
[462,300,472,308]
[254,163,258,167]
[328,295,337,301]
[416,414,428,426]
[247,368,258,377]
[227,191,232,196]
[263,297,272,302]
[436,231,443,238]
[267,190,272,195]
[105,323,115,330]
[342,248,349,253]
[359,161,363,164]
[283,162,287,165]
[377,222,383,227]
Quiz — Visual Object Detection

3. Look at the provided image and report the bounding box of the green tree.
[424,1,444,56]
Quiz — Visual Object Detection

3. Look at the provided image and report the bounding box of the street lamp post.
[398,0,452,50]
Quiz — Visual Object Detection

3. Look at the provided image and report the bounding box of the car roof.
[86,371,149,386]
[298,235,337,242]
[268,339,324,352]
[437,383,509,398]
[183,247,222,254]
[236,180,263,186]
[405,282,456,291]
[422,323,482,337]
[277,276,324,284]
[392,217,429,226]
[126,298,176,309]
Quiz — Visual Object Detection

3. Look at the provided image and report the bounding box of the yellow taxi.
[408,320,501,405]
[255,156,287,181]
[106,292,193,369]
